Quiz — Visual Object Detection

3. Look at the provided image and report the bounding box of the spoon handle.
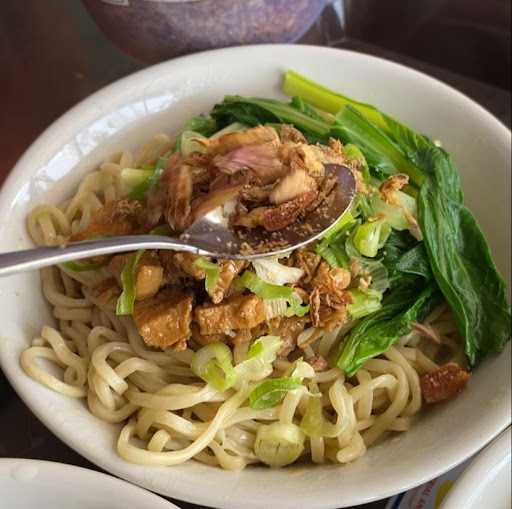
[0,235,201,278]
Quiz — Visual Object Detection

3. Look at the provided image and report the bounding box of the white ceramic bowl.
[0,458,178,509]
[0,45,510,509]
[442,428,511,509]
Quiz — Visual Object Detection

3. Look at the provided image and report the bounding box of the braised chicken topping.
[145,125,353,237]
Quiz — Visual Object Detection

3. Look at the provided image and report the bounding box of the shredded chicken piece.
[269,169,318,205]
[171,252,207,280]
[310,289,351,331]
[240,185,273,203]
[350,259,363,278]
[316,141,346,166]
[358,276,372,291]
[194,294,266,336]
[313,262,351,295]
[207,260,248,304]
[291,145,326,177]
[295,248,322,284]
[133,288,193,350]
[70,199,143,241]
[262,190,318,231]
[328,138,344,155]
[110,251,163,301]
[213,142,286,184]
[191,184,243,222]
[165,162,193,231]
[269,317,309,357]
[231,206,268,229]
[280,124,307,144]
[306,171,338,212]
[310,263,352,330]
[145,152,181,228]
[292,285,310,304]
[208,125,280,156]
[190,323,227,347]
[420,363,470,403]
[379,173,422,239]
[380,174,409,206]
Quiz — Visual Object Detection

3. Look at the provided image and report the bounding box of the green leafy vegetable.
[254,422,305,467]
[249,377,302,409]
[116,250,145,316]
[193,257,221,292]
[300,388,339,438]
[333,106,425,186]
[337,284,442,376]
[283,70,385,127]
[366,101,510,365]
[252,257,304,286]
[348,289,383,319]
[382,231,432,288]
[353,219,391,258]
[344,143,370,181]
[235,336,283,383]
[127,156,169,201]
[239,271,309,318]
[178,131,208,157]
[282,70,510,366]
[416,146,511,364]
[174,116,217,151]
[212,96,331,139]
[121,166,154,198]
[370,191,418,233]
[191,342,236,391]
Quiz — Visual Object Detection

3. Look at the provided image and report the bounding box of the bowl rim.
[0,44,510,509]
[441,427,511,509]
[0,458,179,509]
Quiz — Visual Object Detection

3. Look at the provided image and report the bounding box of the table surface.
[0,2,510,509]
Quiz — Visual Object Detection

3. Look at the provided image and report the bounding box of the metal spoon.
[0,165,355,277]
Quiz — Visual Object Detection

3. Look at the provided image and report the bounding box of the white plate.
[442,428,511,509]
[0,45,510,509]
[0,458,178,509]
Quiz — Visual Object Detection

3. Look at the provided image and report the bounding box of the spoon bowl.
[184,164,356,256]
[0,164,355,277]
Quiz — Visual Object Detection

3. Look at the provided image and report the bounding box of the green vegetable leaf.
[395,243,432,280]
[193,257,221,292]
[348,289,383,319]
[120,166,154,201]
[289,96,333,124]
[333,106,425,187]
[235,336,283,384]
[212,96,331,139]
[283,70,385,128]
[177,115,217,142]
[353,219,391,258]
[240,271,309,317]
[280,69,511,367]
[344,143,370,181]
[382,231,432,288]
[249,377,302,409]
[417,146,511,365]
[191,342,236,391]
[126,156,169,201]
[116,250,145,316]
[336,284,443,376]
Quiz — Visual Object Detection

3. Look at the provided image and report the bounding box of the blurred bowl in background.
[81,0,328,63]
